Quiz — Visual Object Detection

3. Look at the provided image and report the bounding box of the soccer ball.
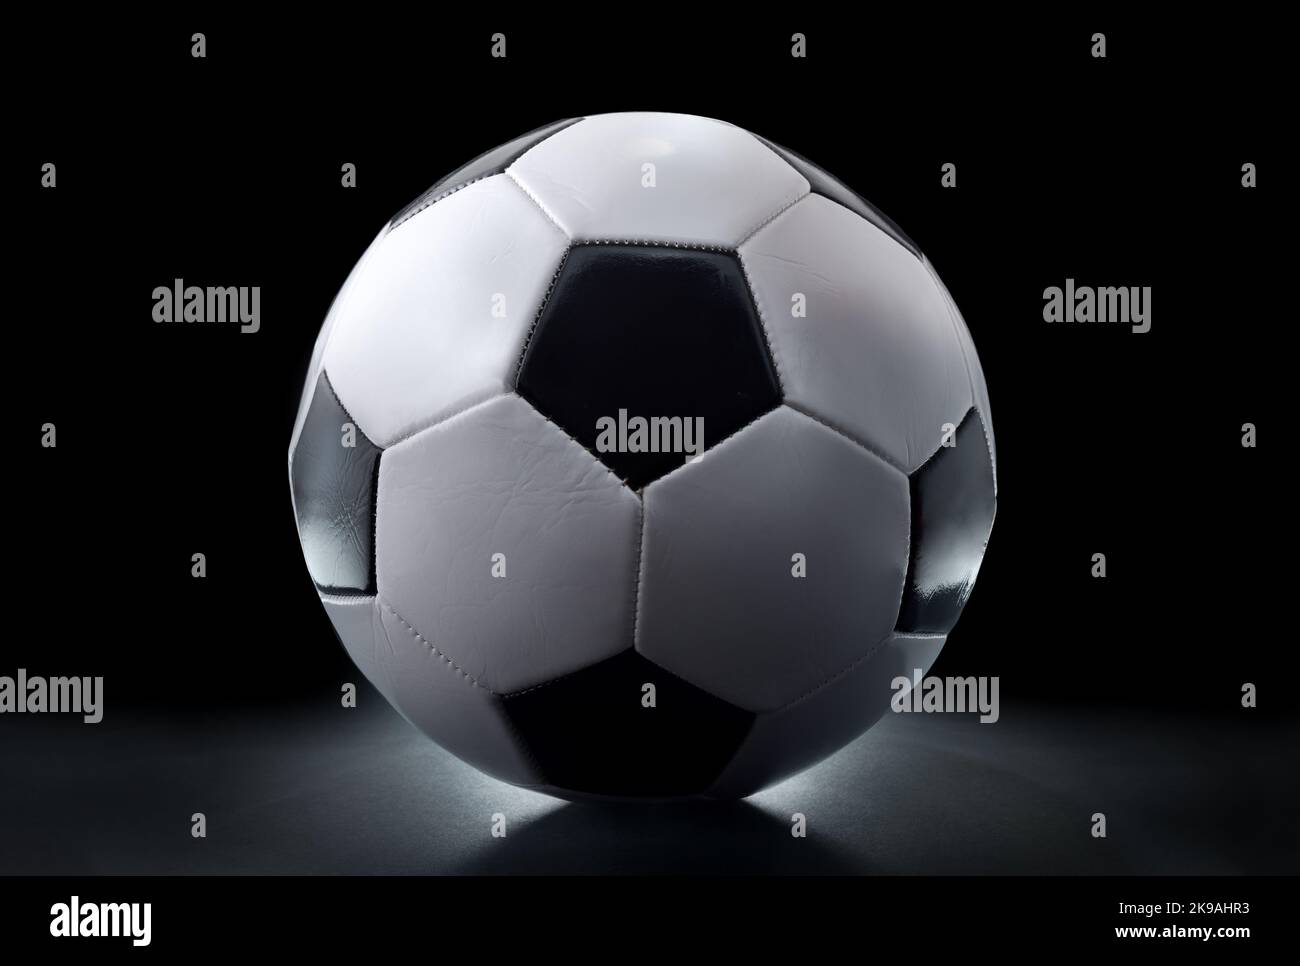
[288,113,996,801]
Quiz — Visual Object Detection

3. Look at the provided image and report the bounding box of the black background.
[14,14,1284,712]
[4,13,1294,886]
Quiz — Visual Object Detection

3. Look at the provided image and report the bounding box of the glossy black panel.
[389,117,581,228]
[757,136,922,258]
[896,409,996,633]
[289,372,381,595]
[502,649,754,800]
[516,245,781,489]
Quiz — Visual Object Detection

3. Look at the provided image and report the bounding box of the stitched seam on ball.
[508,392,632,494]
[506,116,585,169]
[747,129,805,180]
[372,589,546,777]
[499,643,635,699]
[500,660,593,699]
[500,678,562,699]
[377,597,492,693]
[631,500,646,652]
[894,473,913,636]
[733,131,813,247]
[746,130,922,260]
[511,247,570,389]
[771,630,897,713]
[505,168,570,237]
[736,186,809,249]
[318,369,376,446]
[909,405,976,476]
[518,398,785,497]
[778,403,914,633]
[687,405,776,462]
[970,387,998,500]
[311,368,381,594]
[573,238,733,253]
[318,592,376,607]
[970,406,999,547]
[637,407,782,497]
[391,175,493,229]
[383,393,510,451]
[736,250,787,397]
[369,452,382,596]
[781,402,910,479]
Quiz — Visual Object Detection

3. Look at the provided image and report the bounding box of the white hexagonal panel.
[740,193,973,473]
[637,406,910,713]
[507,112,808,248]
[322,174,569,447]
[375,394,641,695]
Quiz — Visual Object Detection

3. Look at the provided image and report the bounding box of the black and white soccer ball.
[288,113,996,801]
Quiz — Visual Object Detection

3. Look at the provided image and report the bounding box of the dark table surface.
[3,701,1295,875]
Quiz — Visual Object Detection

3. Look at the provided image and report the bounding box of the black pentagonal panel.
[896,409,996,634]
[390,117,581,228]
[757,136,922,259]
[502,649,754,800]
[516,245,781,489]
[290,372,381,595]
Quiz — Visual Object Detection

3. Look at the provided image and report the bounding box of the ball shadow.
[452,798,866,874]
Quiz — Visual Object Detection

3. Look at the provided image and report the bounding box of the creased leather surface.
[377,394,641,694]
[290,372,381,595]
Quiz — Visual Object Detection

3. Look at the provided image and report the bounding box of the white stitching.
[392,118,585,232]
[507,116,586,169]
[573,237,732,252]
[893,474,913,637]
[377,597,492,693]
[782,401,910,478]
[631,500,647,651]
[390,174,494,229]
[505,168,570,238]
[969,406,998,503]
[736,186,809,248]
[736,249,787,396]
[509,392,636,493]
[967,408,999,563]
[383,393,509,451]
[317,592,375,606]
[511,246,570,386]
[770,630,943,713]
